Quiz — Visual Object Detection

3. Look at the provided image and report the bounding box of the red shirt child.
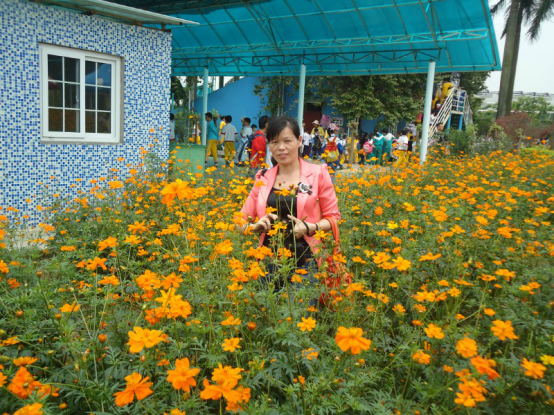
[250,130,266,168]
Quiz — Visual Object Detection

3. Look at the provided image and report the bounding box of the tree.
[511,95,554,124]
[492,0,554,119]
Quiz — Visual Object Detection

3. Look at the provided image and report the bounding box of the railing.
[428,87,472,140]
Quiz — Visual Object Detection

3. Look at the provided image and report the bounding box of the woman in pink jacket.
[238,116,341,279]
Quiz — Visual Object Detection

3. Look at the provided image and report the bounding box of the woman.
[238,116,341,281]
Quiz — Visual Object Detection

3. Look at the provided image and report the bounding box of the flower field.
[1,147,553,414]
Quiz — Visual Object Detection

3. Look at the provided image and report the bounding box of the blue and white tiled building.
[0,0,172,226]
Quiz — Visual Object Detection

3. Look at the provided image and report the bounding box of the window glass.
[42,45,119,143]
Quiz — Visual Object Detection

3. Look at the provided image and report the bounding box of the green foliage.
[512,96,554,125]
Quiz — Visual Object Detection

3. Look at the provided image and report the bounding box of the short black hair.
[251,124,257,130]
[266,115,300,143]
[382,128,388,134]
[402,127,409,135]
[244,117,251,124]
[205,112,213,119]
[258,115,269,130]
[225,115,232,122]
[170,113,175,120]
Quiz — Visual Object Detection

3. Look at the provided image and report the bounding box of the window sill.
[40,138,122,145]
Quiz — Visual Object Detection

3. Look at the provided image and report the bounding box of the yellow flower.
[540,355,554,366]
[222,338,242,352]
[297,317,316,332]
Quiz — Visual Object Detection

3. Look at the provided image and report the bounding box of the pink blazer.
[241,158,341,248]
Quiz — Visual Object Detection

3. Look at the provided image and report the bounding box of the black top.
[263,186,312,266]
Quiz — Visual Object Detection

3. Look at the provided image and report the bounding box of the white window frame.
[39,44,123,145]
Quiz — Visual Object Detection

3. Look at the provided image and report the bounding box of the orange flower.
[419,252,442,261]
[212,364,242,388]
[13,403,43,415]
[471,356,500,380]
[491,320,519,341]
[335,327,371,355]
[456,337,478,358]
[221,315,241,326]
[114,372,153,407]
[297,317,316,332]
[86,257,108,271]
[391,256,411,271]
[98,236,118,251]
[98,275,120,286]
[412,350,431,364]
[214,240,234,255]
[0,371,7,387]
[0,260,9,274]
[222,338,242,352]
[60,302,81,313]
[302,348,319,361]
[166,358,200,392]
[13,356,39,367]
[521,358,546,379]
[424,323,444,340]
[127,327,164,353]
[160,179,194,205]
[8,367,42,398]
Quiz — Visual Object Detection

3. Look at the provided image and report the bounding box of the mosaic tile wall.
[0,0,172,226]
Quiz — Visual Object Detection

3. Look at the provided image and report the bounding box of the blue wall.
[0,0,172,226]
[193,77,269,128]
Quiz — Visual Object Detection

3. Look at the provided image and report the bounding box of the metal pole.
[297,63,306,127]
[201,66,209,146]
[419,60,436,164]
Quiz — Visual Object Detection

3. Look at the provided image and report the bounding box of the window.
[40,44,122,144]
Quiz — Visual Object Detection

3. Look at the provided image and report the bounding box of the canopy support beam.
[201,66,209,146]
[419,60,435,164]
[297,62,306,128]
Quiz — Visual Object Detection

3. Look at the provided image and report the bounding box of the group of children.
[303,119,418,170]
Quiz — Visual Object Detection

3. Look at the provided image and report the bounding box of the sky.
[486,10,554,93]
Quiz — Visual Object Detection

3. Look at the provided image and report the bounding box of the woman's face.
[269,126,302,166]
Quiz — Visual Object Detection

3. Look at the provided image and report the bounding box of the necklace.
[275,170,299,190]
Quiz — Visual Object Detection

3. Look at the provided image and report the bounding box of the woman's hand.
[249,213,278,234]
[288,215,313,239]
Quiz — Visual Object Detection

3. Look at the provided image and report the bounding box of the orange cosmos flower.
[391,256,411,271]
[471,356,500,380]
[60,302,81,313]
[114,372,153,407]
[127,327,164,353]
[412,350,431,364]
[214,240,234,255]
[335,327,371,355]
[419,252,442,261]
[13,356,39,367]
[166,358,200,392]
[424,323,445,340]
[297,317,316,332]
[491,320,519,341]
[521,358,546,379]
[160,179,194,205]
[0,260,10,273]
[222,338,242,352]
[302,348,319,361]
[98,236,118,251]
[98,275,120,286]
[8,367,42,398]
[456,337,478,358]
[13,403,43,415]
[0,371,7,387]
[221,315,241,326]
[86,257,108,271]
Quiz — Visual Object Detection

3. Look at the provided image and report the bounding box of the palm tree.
[493,0,554,119]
